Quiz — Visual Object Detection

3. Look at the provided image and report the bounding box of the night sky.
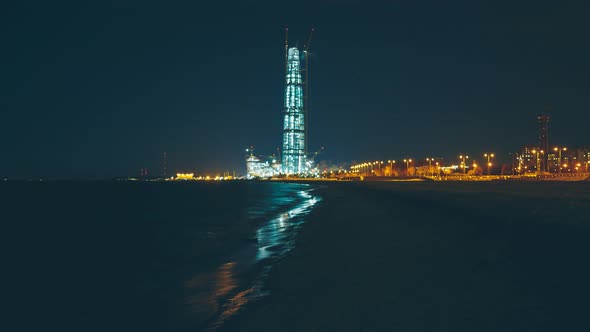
[2,1,589,179]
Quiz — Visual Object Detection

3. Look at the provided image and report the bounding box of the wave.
[184,183,321,331]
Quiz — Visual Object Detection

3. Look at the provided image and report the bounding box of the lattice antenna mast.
[162,152,167,178]
[537,110,550,173]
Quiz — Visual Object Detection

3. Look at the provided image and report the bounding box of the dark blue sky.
[2,1,589,178]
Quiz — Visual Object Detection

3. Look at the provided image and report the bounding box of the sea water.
[2,181,319,331]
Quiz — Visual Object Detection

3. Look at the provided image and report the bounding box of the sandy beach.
[221,181,590,331]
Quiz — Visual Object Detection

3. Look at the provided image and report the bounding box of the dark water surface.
[3,181,319,331]
[4,181,590,331]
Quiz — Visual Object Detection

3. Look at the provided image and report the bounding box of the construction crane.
[307,146,324,164]
[246,146,279,164]
[303,28,315,156]
[245,145,255,157]
[284,27,289,74]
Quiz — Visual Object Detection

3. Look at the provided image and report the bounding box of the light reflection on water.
[256,189,318,261]
[185,262,238,319]
[185,186,320,330]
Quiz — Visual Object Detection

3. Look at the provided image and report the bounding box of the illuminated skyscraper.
[281,47,306,174]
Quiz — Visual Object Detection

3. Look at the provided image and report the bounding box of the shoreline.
[221,181,590,331]
[271,173,590,183]
[197,183,321,330]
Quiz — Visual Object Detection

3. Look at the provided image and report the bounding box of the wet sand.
[221,181,590,331]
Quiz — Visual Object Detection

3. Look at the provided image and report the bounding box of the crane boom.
[303,28,314,156]
[284,27,289,72]
[308,146,324,162]
[304,28,314,52]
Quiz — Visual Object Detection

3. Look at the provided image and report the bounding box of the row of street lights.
[458,153,495,175]
[350,159,413,176]
[528,147,574,174]
[352,153,495,177]
[350,161,384,176]
[350,149,587,177]
[351,158,444,177]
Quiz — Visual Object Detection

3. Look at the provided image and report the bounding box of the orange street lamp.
[554,147,567,174]
[459,155,469,175]
[484,153,494,175]
[532,149,542,173]
[388,160,396,176]
[403,159,412,176]
[435,162,440,177]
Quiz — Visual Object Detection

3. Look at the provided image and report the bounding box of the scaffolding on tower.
[281,28,315,175]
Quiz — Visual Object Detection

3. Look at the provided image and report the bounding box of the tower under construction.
[281,39,306,174]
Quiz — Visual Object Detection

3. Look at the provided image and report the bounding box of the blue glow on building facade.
[282,47,306,175]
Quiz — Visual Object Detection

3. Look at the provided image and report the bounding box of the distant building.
[547,152,558,172]
[175,173,194,180]
[246,155,278,178]
[519,147,536,173]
